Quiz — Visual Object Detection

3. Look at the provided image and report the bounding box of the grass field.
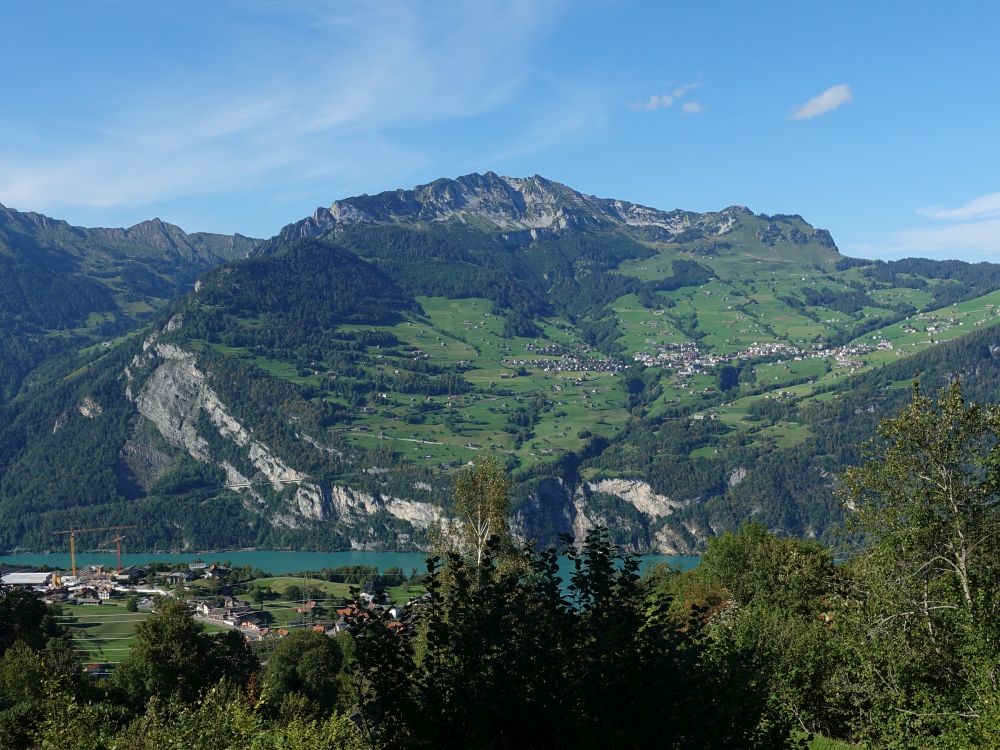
[333,296,630,468]
[59,600,149,663]
[59,575,431,665]
[59,600,228,664]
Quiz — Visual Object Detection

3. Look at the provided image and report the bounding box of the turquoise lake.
[0,549,699,577]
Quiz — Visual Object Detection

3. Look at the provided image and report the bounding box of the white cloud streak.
[0,1,562,221]
[918,193,1000,221]
[790,84,852,120]
[681,102,704,114]
[855,220,1000,260]
[855,191,1000,260]
[632,94,676,111]
[630,83,700,111]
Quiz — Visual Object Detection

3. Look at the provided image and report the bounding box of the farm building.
[1,571,56,587]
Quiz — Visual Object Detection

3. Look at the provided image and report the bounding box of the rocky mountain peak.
[263,172,840,255]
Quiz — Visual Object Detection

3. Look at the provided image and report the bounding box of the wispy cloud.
[855,191,1000,260]
[918,193,1000,221]
[632,94,676,112]
[790,84,852,120]
[0,1,563,225]
[856,220,1000,260]
[681,101,704,115]
[630,83,700,111]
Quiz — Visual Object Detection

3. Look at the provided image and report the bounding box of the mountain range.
[4,173,1000,554]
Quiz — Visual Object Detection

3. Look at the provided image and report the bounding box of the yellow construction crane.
[52,525,137,577]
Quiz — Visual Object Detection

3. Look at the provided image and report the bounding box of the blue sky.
[2,1,999,260]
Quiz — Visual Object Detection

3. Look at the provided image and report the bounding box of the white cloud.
[630,83,700,111]
[631,94,676,111]
[854,191,1000,261]
[670,83,699,99]
[0,1,562,224]
[917,192,1000,221]
[790,84,852,120]
[681,102,704,114]
[854,219,1000,260]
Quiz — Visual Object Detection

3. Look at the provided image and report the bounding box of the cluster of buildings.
[632,340,804,373]
[501,354,626,374]
[188,588,414,641]
[632,335,898,378]
[0,562,232,606]
[2,564,422,649]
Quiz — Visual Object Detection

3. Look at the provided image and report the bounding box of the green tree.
[113,682,362,750]
[840,380,1000,745]
[262,629,345,718]
[0,641,51,749]
[449,452,512,566]
[111,598,253,708]
[0,586,64,655]
[346,530,794,750]
[661,523,843,739]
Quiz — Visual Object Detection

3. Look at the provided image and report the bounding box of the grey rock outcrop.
[266,172,815,253]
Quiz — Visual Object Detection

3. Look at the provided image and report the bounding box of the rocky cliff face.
[510,476,702,554]
[126,333,447,545]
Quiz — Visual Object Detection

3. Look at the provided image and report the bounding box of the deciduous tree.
[449,452,512,567]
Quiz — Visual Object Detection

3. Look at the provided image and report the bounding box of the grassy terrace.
[59,600,229,664]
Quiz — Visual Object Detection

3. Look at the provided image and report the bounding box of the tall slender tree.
[449,452,512,567]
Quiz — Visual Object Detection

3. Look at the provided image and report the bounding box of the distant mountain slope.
[0,204,259,400]
[4,174,1000,554]
[0,204,256,263]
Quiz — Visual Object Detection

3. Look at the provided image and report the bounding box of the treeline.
[863,257,1000,307]
[0,530,800,750]
[6,385,1000,747]
[800,285,874,315]
[332,224,712,352]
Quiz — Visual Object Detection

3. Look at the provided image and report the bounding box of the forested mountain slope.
[0,204,258,401]
[3,174,1000,553]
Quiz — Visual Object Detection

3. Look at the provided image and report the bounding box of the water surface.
[0,549,698,577]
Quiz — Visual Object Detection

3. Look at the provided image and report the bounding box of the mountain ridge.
[267,172,837,253]
[0,203,260,264]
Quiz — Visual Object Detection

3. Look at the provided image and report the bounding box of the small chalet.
[204,564,231,580]
[295,600,320,615]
